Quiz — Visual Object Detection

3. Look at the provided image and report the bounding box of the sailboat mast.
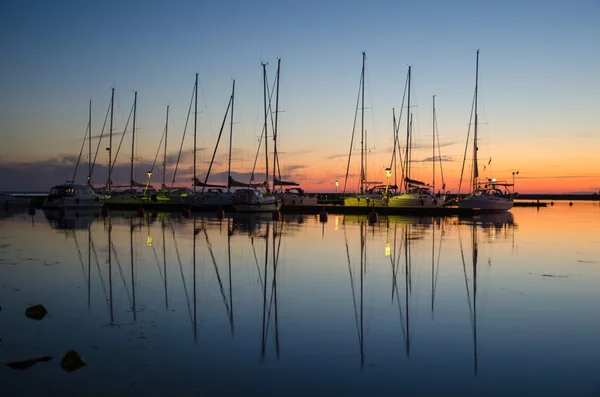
[262,63,269,190]
[163,105,169,189]
[404,67,411,193]
[194,73,198,194]
[130,91,137,191]
[432,95,436,192]
[108,87,114,191]
[473,50,480,193]
[272,59,281,193]
[88,98,92,185]
[360,52,365,195]
[227,80,235,192]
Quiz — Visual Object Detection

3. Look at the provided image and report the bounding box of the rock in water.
[25,304,48,320]
[6,356,52,370]
[61,349,86,372]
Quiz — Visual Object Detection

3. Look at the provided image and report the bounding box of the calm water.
[1,202,600,396]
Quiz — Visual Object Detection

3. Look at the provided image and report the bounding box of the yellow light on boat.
[147,236,153,247]
[385,242,391,257]
[385,168,391,179]
[147,171,152,177]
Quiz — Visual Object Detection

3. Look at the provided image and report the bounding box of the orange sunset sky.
[1,1,599,194]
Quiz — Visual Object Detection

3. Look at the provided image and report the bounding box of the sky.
[1,0,599,194]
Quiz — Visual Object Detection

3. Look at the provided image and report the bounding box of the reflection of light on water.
[385,242,391,256]
[335,216,339,231]
[147,236,153,246]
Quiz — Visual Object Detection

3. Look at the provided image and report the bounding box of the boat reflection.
[43,208,100,230]
[458,219,482,375]
[344,220,368,367]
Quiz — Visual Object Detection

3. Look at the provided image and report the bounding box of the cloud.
[414,156,455,163]
[0,154,199,192]
[325,153,348,160]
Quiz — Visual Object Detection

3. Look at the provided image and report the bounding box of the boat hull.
[388,193,446,208]
[234,199,282,213]
[344,195,385,207]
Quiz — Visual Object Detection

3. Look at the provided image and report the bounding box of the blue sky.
[1,0,599,192]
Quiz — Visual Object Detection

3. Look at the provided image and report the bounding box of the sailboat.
[44,97,104,210]
[232,62,282,213]
[388,68,445,208]
[266,59,318,208]
[458,50,513,212]
[194,79,236,210]
[343,52,386,207]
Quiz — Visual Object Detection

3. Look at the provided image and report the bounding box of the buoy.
[59,207,66,218]
[216,209,225,220]
[319,210,328,223]
[550,201,554,206]
[569,201,573,207]
[368,210,378,224]
[137,207,145,218]
[271,209,281,221]
[28,205,36,216]
[101,206,109,218]
[183,208,191,218]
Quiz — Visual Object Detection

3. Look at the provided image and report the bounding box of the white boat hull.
[44,184,103,209]
[233,189,282,213]
[234,199,282,213]
[43,197,103,209]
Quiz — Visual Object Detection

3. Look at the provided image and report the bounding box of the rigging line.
[458,224,475,328]
[110,241,133,307]
[260,223,270,360]
[150,123,166,176]
[395,226,407,344]
[459,91,477,195]
[344,224,361,344]
[172,227,193,325]
[250,236,265,290]
[390,224,399,302]
[391,73,408,191]
[91,238,110,309]
[110,100,135,174]
[198,79,216,139]
[89,97,112,180]
[342,66,364,195]
[249,124,265,183]
[171,83,196,188]
[72,230,89,284]
[151,242,165,285]
[200,94,233,193]
[433,222,444,311]
[72,122,90,182]
[273,219,283,358]
[203,228,232,317]
[434,105,446,189]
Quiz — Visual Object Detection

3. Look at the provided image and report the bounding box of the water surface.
[1,202,600,396]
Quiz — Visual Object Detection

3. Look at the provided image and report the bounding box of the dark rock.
[25,304,48,320]
[60,349,86,372]
[6,356,52,370]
